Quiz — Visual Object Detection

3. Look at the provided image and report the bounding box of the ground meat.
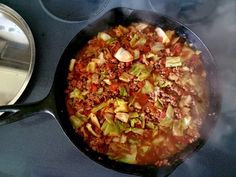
[144,106,162,123]
[118,62,125,69]
[76,80,84,89]
[129,106,134,112]
[174,108,183,119]
[109,71,117,80]
[67,73,74,80]
[86,93,102,106]
[155,159,169,167]
[89,137,112,154]
[170,84,185,96]
[160,90,178,107]
[129,83,139,91]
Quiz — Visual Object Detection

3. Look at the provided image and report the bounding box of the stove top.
[0,0,236,177]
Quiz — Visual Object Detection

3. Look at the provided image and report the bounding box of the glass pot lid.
[0,3,35,106]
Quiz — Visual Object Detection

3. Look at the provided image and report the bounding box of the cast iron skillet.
[0,7,221,177]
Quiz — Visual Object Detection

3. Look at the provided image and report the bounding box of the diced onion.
[114,47,133,62]
[103,79,111,85]
[98,32,111,41]
[86,61,97,73]
[155,27,170,43]
[86,123,100,137]
[89,113,100,128]
[69,58,76,71]
[115,112,129,123]
[135,23,148,31]
[120,134,127,143]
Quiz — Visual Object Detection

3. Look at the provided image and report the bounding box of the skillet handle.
[0,94,56,126]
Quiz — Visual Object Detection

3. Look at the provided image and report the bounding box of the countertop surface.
[0,0,236,177]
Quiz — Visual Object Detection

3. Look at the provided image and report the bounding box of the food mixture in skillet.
[65,23,209,166]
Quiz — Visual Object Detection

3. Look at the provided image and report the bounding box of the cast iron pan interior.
[51,7,221,177]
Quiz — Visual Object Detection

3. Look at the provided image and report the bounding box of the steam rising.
[170,0,236,176]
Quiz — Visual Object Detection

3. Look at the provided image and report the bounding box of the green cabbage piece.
[119,72,133,82]
[70,112,88,130]
[101,119,120,136]
[86,61,97,73]
[151,42,164,52]
[172,116,191,136]
[141,80,154,94]
[91,101,108,113]
[70,88,84,100]
[159,104,174,128]
[130,34,139,47]
[117,145,137,164]
[165,57,182,67]
[119,86,128,97]
[153,74,172,88]
[114,99,128,113]
[129,63,152,81]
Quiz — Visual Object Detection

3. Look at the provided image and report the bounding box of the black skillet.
[0,7,221,177]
